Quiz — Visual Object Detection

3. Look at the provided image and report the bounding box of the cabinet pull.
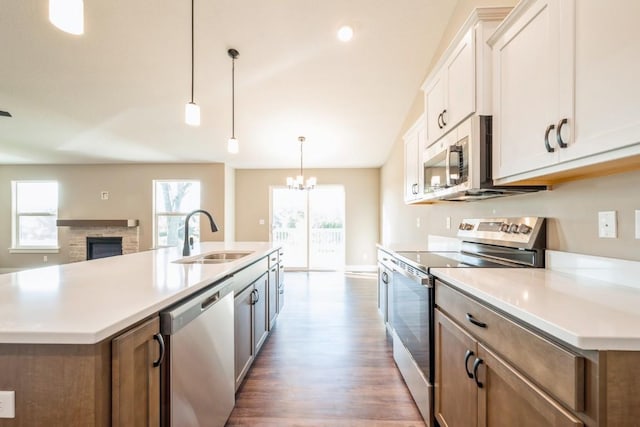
[437,112,444,129]
[544,124,556,153]
[472,358,484,388]
[382,272,388,284]
[254,288,260,304]
[466,313,487,328]
[250,289,258,305]
[556,118,568,148]
[464,350,475,379]
[153,333,165,368]
[441,109,447,126]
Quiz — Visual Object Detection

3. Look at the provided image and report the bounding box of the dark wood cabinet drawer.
[435,280,584,412]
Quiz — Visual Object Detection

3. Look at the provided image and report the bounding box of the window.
[153,180,201,248]
[11,181,59,251]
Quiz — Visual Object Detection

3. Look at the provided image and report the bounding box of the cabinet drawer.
[436,281,584,412]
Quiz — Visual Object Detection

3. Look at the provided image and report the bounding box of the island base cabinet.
[0,342,111,427]
[111,316,162,427]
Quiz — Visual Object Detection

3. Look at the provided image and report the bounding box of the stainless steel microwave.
[422,115,545,201]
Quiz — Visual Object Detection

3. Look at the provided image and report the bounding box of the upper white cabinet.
[404,114,425,203]
[422,8,511,147]
[491,0,640,183]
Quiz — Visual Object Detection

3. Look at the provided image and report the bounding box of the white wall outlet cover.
[416,217,421,228]
[100,191,109,200]
[636,210,640,239]
[259,219,265,225]
[446,216,451,229]
[0,390,15,418]
[598,211,617,238]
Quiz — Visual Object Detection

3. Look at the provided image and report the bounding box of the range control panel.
[456,217,544,246]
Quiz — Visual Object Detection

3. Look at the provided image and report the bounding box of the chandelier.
[286,136,317,190]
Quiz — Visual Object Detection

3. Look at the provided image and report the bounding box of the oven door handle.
[394,267,432,287]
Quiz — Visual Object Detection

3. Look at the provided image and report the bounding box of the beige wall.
[380,0,640,262]
[0,164,225,269]
[236,168,380,268]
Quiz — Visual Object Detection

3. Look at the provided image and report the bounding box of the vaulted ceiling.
[0,0,458,168]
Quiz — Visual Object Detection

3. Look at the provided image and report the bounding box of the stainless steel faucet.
[182,209,218,256]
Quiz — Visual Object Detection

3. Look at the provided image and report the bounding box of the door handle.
[466,313,487,328]
[153,333,165,368]
[556,118,568,148]
[441,109,447,126]
[464,349,475,379]
[544,124,556,153]
[473,358,484,388]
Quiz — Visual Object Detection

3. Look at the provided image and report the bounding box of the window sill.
[9,247,60,254]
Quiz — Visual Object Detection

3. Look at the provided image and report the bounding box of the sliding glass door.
[271,186,345,270]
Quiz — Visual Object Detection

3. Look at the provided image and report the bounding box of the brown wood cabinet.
[435,309,583,427]
[234,272,269,390]
[112,316,163,427]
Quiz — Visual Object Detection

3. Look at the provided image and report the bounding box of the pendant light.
[184,0,200,126]
[49,0,84,35]
[286,137,317,190]
[227,48,240,154]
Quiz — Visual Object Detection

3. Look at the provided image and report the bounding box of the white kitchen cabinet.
[491,0,640,184]
[404,114,425,203]
[422,8,510,148]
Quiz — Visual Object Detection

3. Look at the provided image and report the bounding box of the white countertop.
[0,242,279,345]
[432,267,640,351]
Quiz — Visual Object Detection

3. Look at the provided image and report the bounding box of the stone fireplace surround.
[57,220,140,263]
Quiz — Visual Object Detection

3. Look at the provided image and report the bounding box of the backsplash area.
[381,159,640,262]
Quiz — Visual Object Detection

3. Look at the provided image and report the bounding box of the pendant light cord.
[300,141,303,177]
[190,0,195,103]
[231,56,235,138]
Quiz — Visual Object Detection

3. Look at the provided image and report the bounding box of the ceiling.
[0,0,458,168]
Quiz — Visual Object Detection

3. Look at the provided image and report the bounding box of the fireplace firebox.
[86,237,123,260]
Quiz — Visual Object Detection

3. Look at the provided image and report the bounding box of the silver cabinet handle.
[544,124,555,153]
[556,118,568,148]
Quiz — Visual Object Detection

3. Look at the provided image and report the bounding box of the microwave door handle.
[448,145,463,185]
[445,145,452,187]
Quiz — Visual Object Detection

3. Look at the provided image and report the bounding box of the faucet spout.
[182,209,219,256]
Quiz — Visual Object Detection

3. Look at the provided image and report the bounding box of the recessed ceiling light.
[337,25,354,42]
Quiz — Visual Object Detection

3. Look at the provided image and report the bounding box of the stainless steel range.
[386,217,546,427]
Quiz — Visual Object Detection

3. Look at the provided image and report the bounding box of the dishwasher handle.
[161,276,234,335]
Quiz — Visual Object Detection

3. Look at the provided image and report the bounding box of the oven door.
[390,267,433,381]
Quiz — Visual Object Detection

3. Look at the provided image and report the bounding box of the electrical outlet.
[416,217,421,228]
[0,390,15,418]
[636,210,640,239]
[446,216,451,229]
[259,219,265,225]
[43,255,48,263]
[598,211,617,238]
[100,191,109,200]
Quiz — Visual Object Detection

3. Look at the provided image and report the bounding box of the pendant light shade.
[185,102,200,126]
[228,48,239,153]
[185,0,200,126]
[49,0,84,35]
[286,136,317,190]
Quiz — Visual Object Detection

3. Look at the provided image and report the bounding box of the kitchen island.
[0,241,282,426]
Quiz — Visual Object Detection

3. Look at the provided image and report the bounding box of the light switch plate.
[598,211,617,238]
[635,210,640,239]
[100,191,109,200]
[0,390,15,418]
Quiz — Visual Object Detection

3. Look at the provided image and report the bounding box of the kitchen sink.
[174,251,254,264]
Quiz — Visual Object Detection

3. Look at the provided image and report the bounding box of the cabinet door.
[234,284,254,389]
[492,0,569,180]
[112,316,162,427]
[435,310,478,427]
[268,264,278,329]
[567,0,640,162]
[425,75,446,146]
[253,274,269,353]
[476,344,583,427]
[444,29,475,131]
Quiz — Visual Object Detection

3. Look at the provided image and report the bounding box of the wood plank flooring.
[226,272,425,427]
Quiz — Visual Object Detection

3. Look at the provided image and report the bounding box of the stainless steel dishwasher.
[161,276,235,427]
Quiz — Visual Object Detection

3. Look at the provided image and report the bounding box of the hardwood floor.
[226,272,425,427]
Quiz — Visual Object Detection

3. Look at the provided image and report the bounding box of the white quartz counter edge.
[431,267,640,351]
[0,242,280,345]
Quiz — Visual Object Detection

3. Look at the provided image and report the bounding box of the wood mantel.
[56,219,139,227]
